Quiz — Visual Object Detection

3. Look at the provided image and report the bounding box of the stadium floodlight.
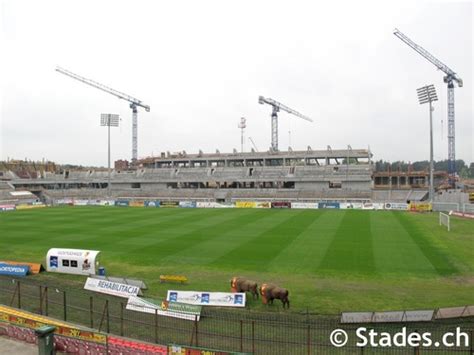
[417,85,438,203]
[101,114,120,197]
[238,117,246,153]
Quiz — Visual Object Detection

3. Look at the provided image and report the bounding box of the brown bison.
[259,283,290,309]
[230,277,259,300]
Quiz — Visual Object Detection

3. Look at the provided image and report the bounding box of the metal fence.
[0,277,473,354]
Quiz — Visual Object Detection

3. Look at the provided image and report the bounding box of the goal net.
[439,212,450,232]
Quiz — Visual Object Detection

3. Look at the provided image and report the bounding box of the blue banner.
[179,201,197,208]
[144,200,160,207]
[0,263,29,277]
[318,202,340,209]
[115,200,129,207]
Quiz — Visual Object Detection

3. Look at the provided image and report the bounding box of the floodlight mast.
[258,96,312,151]
[393,29,463,181]
[55,66,150,163]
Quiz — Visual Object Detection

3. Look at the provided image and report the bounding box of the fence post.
[45,287,48,316]
[195,314,199,347]
[307,324,311,355]
[17,281,21,309]
[240,320,243,353]
[154,308,158,343]
[63,291,67,321]
[90,296,94,329]
[252,320,255,355]
[120,302,124,337]
[106,299,110,334]
[39,285,43,315]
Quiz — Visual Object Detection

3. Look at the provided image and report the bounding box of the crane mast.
[393,29,463,178]
[56,66,150,163]
[258,96,312,151]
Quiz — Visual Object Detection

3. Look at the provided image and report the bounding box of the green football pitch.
[0,207,473,313]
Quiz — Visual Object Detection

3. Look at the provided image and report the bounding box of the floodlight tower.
[238,117,247,153]
[393,29,463,182]
[56,67,150,164]
[258,96,312,151]
[100,114,120,197]
[417,85,438,202]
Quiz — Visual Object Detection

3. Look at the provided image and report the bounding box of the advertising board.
[179,201,197,208]
[384,203,409,210]
[84,277,140,298]
[0,263,29,277]
[127,296,201,321]
[167,290,246,307]
[145,200,160,207]
[0,204,16,212]
[160,201,179,208]
[318,202,340,209]
[46,248,100,275]
[271,201,291,208]
[235,201,256,208]
[291,202,318,209]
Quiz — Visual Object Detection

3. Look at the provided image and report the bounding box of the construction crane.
[258,96,312,151]
[248,137,259,152]
[56,66,150,163]
[393,29,463,180]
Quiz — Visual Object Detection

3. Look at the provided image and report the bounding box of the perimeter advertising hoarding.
[127,296,201,321]
[384,203,409,210]
[0,204,16,212]
[291,202,318,209]
[84,277,140,298]
[0,263,29,277]
[271,201,291,208]
[166,290,246,307]
[318,202,340,209]
[115,200,129,207]
[145,200,160,207]
[179,201,197,208]
[235,201,256,208]
[160,201,179,208]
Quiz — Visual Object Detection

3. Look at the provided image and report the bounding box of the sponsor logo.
[169,292,178,302]
[50,256,58,268]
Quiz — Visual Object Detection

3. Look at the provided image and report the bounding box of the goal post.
[439,212,450,232]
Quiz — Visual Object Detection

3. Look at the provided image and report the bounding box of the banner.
[145,200,160,207]
[271,202,291,209]
[160,201,179,208]
[129,201,144,207]
[99,200,114,206]
[56,199,73,205]
[127,296,201,321]
[450,211,474,220]
[291,202,318,209]
[235,201,256,208]
[179,201,197,208]
[318,202,340,209]
[16,204,45,210]
[0,204,16,212]
[84,277,140,298]
[0,263,29,277]
[168,344,241,355]
[167,290,246,307]
[115,200,129,207]
[74,199,89,206]
[342,310,435,323]
[409,202,432,212]
[384,203,409,210]
[0,261,43,274]
[0,307,106,344]
[255,202,271,208]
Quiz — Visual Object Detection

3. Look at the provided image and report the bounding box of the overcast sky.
[0,0,472,167]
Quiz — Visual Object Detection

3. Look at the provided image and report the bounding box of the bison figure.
[259,283,290,309]
[230,277,259,300]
